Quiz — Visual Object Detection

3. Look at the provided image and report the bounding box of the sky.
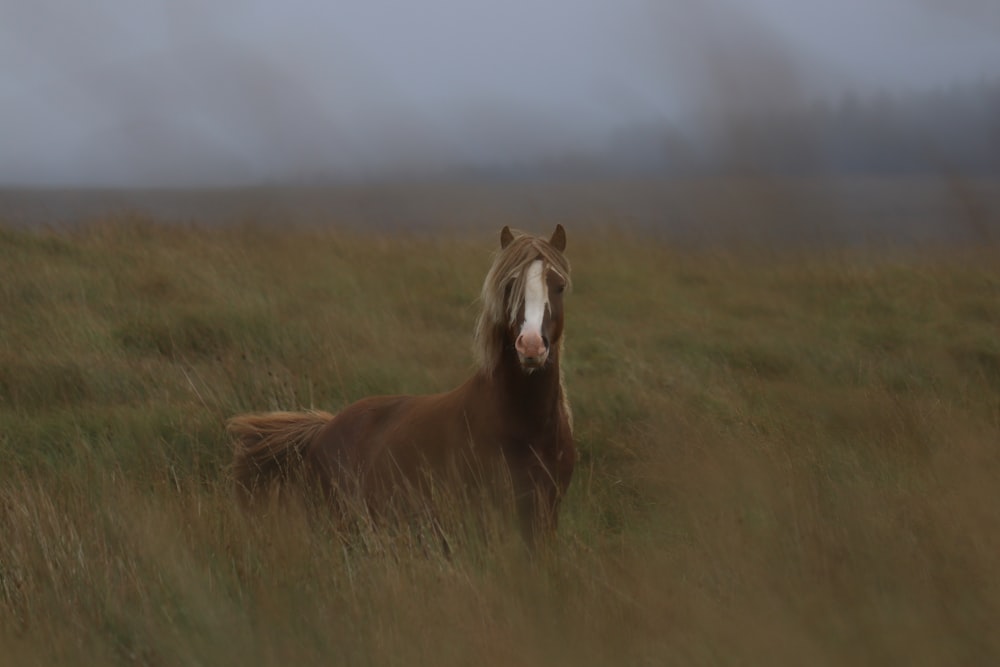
[2,0,998,186]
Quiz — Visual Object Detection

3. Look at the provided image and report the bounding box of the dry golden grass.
[1,217,998,665]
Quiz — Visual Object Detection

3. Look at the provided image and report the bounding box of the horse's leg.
[516,482,559,551]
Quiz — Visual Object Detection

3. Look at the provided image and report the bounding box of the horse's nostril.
[542,336,550,350]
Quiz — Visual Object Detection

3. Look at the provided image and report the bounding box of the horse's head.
[476,225,570,375]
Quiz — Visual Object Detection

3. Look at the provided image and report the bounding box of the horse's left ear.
[549,224,567,252]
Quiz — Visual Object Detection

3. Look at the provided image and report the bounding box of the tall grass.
[1,219,998,665]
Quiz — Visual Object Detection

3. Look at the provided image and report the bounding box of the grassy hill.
[1,219,998,665]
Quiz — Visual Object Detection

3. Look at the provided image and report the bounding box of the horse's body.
[228,226,575,542]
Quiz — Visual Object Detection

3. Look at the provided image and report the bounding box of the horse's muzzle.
[516,331,549,369]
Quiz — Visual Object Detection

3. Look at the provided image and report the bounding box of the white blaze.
[520,260,547,337]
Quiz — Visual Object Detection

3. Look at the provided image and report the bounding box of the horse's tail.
[227,410,335,504]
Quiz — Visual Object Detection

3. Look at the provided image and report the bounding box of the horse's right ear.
[500,226,514,249]
[549,224,567,252]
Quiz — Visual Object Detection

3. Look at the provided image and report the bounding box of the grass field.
[1,216,999,665]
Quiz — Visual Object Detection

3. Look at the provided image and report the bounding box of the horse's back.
[305,390,471,490]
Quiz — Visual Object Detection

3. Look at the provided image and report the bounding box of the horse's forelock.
[483,236,570,325]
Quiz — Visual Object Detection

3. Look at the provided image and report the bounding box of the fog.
[2,0,999,186]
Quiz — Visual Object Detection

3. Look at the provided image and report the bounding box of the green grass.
[1,219,999,665]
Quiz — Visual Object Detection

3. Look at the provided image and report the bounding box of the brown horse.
[227,225,575,544]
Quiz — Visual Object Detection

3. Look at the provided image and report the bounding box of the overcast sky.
[2,0,998,186]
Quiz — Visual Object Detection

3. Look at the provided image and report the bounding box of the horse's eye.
[554,285,565,295]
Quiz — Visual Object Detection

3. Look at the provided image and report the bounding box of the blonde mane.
[473,230,572,377]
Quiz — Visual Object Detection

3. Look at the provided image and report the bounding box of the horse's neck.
[486,345,564,427]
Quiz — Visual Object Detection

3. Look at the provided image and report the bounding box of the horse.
[227,225,575,545]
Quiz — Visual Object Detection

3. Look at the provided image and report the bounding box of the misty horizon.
[3,0,999,187]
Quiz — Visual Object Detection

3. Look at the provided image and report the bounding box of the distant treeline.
[478,78,1000,179]
[688,77,1000,175]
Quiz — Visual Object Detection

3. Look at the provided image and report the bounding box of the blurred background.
[2,0,998,242]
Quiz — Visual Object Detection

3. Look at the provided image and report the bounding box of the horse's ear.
[500,226,514,249]
[549,224,567,252]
